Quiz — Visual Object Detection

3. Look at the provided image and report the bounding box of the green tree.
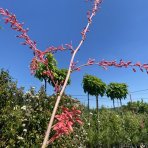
[0,69,24,110]
[0,69,12,110]
[82,74,106,111]
[106,83,128,108]
[34,53,70,93]
[51,68,71,92]
[124,100,148,113]
[34,53,57,92]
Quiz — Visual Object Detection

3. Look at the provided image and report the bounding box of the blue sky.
[0,0,148,108]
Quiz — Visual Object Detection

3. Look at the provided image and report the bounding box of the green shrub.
[0,69,84,147]
[0,69,148,147]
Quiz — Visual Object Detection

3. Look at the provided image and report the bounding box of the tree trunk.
[96,95,99,131]
[44,78,47,93]
[88,93,90,110]
[117,99,119,107]
[96,95,99,112]
[113,99,115,109]
[119,99,122,106]
[88,93,90,129]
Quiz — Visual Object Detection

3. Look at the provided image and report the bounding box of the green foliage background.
[0,69,148,148]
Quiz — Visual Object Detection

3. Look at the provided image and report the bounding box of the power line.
[71,89,148,97]
[71,95,87,96]
[70,88,148,105]
[130,89,148,93]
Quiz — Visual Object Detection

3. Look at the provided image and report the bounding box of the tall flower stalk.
[42,1,103,147]
[0,1,103,147]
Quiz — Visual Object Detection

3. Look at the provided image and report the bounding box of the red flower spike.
[30,57,39,74]
[135,62,141,67]
[72,59,148,74]
[65,42,73,51]
[0,8,74,89]
[76,67,81,71]
[143,64,148,71]
[132,68,136,72]
[0,8,38,52]
[76,119,83,125]
[87,58,95,65]
[48,107,82,144]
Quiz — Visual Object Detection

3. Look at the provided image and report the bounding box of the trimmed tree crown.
[106,82,128,100]
[82,74,106,97]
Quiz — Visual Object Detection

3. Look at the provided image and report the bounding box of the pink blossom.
[87,58,95,65]
[48,107,83,144]
[0,8,38,52]
[73,59,148,74]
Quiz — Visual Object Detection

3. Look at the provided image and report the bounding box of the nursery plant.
[34,53,70,92]
[1,0,148,147]
[82,74,106,111]
[34,53,57,92]
[0,69,148,147]
[84,107,148,147]
[0,69,86,147]
[106,83,128,108]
